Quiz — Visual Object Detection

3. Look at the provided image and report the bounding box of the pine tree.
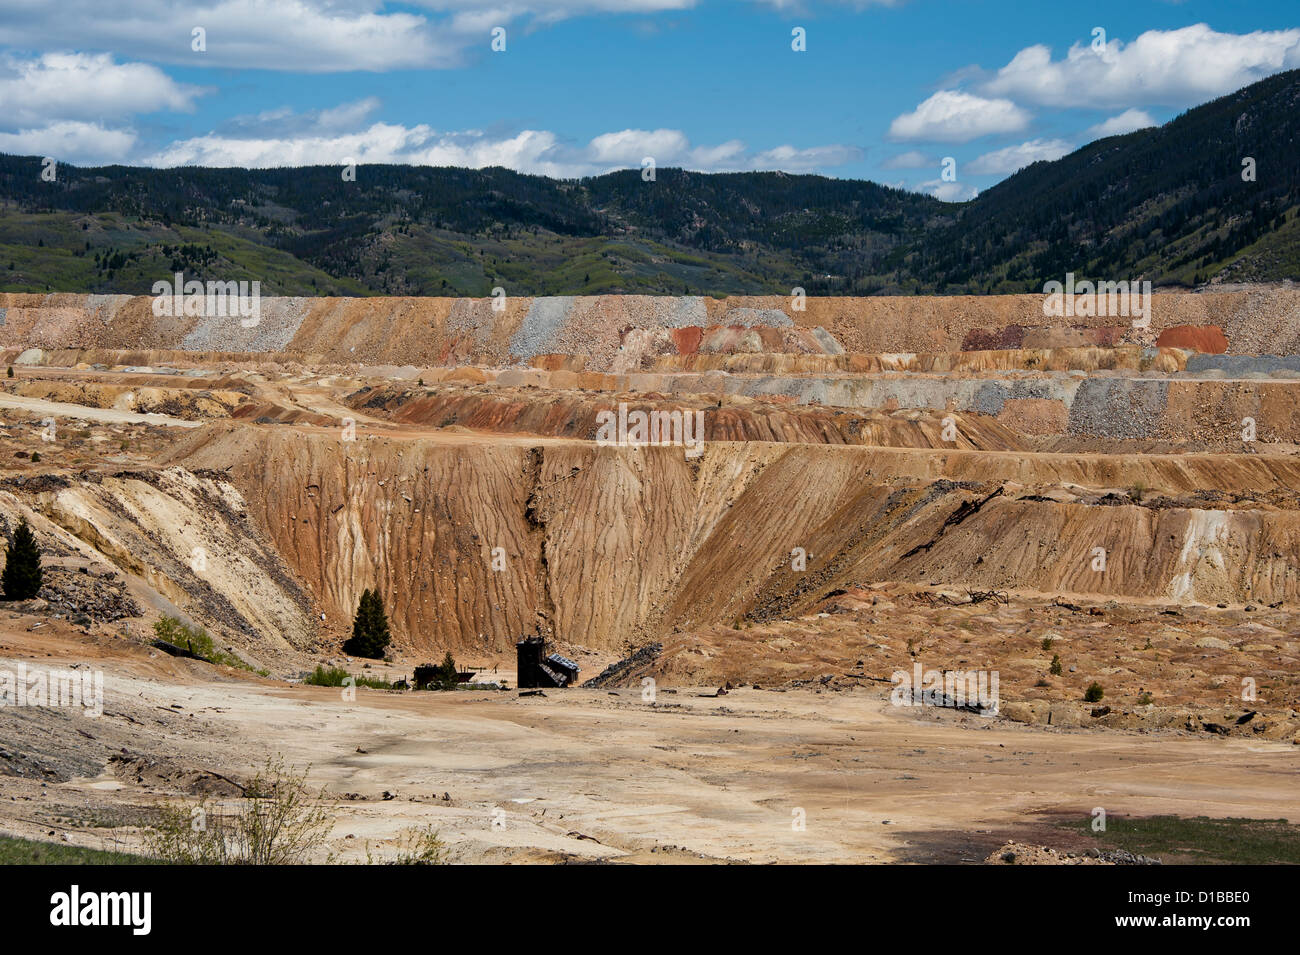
[2,518,43,600]
[436,650,459,690]
[342,588,391,659]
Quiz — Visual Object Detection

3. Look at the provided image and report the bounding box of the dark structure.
[413,662,475,689]
[546,652,580,685]
[516,636,580,688]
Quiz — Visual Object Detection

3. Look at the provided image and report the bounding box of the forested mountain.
[2,69,1297,296]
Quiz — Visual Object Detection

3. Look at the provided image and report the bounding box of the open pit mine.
[1,289,1298,864]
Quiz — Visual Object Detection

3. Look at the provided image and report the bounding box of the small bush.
[146,757,333,865]
[304,665,391,689]
[416,651,460,691]
[29,451,40,463]
[1041,636,1054,650]
[1049,654,1062,676]
[154,616,254,671]
[1137,691,1154,705]
[303,665,350,687]
[386,825,448,865]
[1084,682,1105,703]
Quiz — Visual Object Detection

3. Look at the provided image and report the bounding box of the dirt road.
[0,393,202,428]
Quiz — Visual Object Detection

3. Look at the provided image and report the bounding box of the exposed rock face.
[5,289,1300,366]
[346,385,1030,451]
[1,467,318,667]
[161,423,1300,653]
[1157,324,1230,353]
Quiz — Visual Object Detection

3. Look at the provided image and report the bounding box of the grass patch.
[154,616,261,673]
[303,665,392,689]
[1060,815,1300,864]
[0,834,152,865]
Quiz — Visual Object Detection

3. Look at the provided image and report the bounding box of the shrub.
[343,588,391,659]
[304,665,391,689]
[373,824,449,865]
[145,757,333,865]
[29,451,40,463]
[1137,691,1154,705]
[5,366,11,378]
[1049,654,1062,676]
[1041,636,1054,650]
[1084,682,1105,703]
[304,665,350,687]
[154,616,254,671]
[415,651,460,691]
[2,518,42,600]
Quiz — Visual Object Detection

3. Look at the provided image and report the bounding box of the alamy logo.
[890,662,999,715]
[1042,272,1151,327]
[50,885,151,935]
[151,272,261,328]
[595,402,705,458]
[0,663,103,717]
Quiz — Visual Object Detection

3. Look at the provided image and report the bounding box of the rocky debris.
[108,753,245,796]
[585,643,663,689]
[4,597,48,613]
[39,567,140,623]
[987,841,1161,865]
[999,699,1298,740]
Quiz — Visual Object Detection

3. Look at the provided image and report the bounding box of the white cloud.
[0,53,205,126]
[0,121,137,164]
[751,143,863,171]
[136,110,862,176]
[688,140,748,167]
[0,1,702,73]
[982,24,1300,109]
[217,98,385,137]
[143,124,567,173]
[880,150,937,170]
[967,138,1072,175]
[888,90,1031,143]
[0,2,453,72]
[914,179,978,202]
[1086,108,1157,138]
[587,128,691,164]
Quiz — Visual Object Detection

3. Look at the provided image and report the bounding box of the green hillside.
[2,69,1297,296]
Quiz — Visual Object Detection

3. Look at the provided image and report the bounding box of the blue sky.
[0,0,1297,199]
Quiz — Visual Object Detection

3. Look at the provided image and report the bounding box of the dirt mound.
[1157,324,1230,352]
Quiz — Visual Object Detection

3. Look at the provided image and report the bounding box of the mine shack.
[516,636,579,688]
